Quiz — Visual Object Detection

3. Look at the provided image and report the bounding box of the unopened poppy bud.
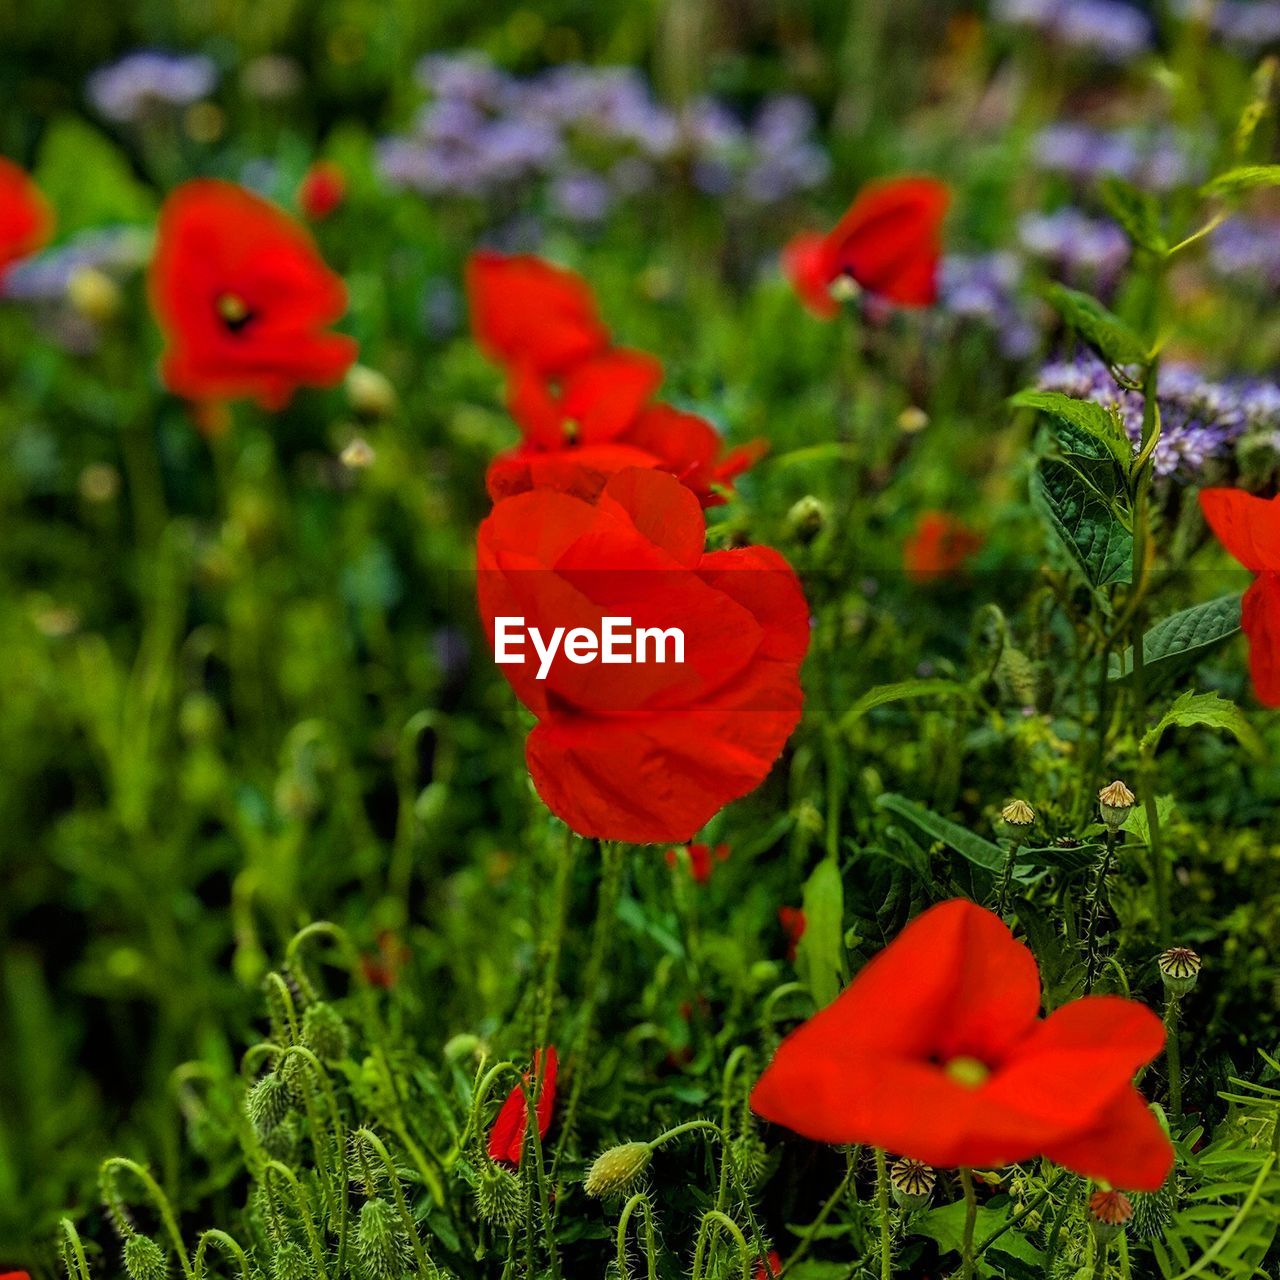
[302,1001,349,1062]
[786,496,829,544]
[730,1132,769,1188]
[346,364,398,419]
[341,436,376,469]
[1098,780,1135,830]
[1158,946,1201,996]
[1000,799,1035,838]
[68,266,122,324]
[246,1071,292,1137]
[79,461,121,503]
[476,1161,525,1226]
[443,1032,484,1063]
[272,1242,309,1280]
[897,405,929,434]
[357,1197,412,1279]
[584,1141,653,1198]
[889,1157,935,1210]
[1088,1189,1133,1243]
[123,1234,167,1280]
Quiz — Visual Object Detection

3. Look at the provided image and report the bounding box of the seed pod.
[1088,1190,1133,1243]
[1158,947,1201,997]
[1098,780,1136,830]
[475,1161,524,1227]
[303,1001,350,1062]
[786,496,829,545]
[584,1142,653,1199]
[889,1158,935,1210]
[1000,799,1035,829]
[123,1234,167,1280]
[246,1071,292,1137]
[356,1197,413,1280]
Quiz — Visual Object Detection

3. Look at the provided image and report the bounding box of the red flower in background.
[904,511,983,582]
[470,251,766,507]
[751,899,1173,1191]
[477,469,810,843]
[753,1252,782,1280]
[1199,488,1280,706]
[784,175,949,316]
[0,158,53,284]
[778,905,806,961]
[149,179,357,409]
[489,1047,558,1165]
[298,160,347,220]
[359,930,410,990]
[667,841,730,883]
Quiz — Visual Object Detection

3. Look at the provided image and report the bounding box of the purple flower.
[548,170,613,223]
[1208,216,1280,291]
[1017,208,1129,284]
[2,227,152,302]
[87,51,218,123]
[995,0,1151,60]
[1031,122,1198,190]
[939,252,1040,359]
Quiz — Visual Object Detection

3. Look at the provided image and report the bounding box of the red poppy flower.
[1199,488,1280,706]
[784,176,949,315]
[359,930,410,990]
[778,905,807,961]
[298,160,346,220]
[149,179,357,409]
[750,899,1173,1191]
[0,158,53,284]
[753,1252,782,1280]
[904,511,983,582]
[476,468,810,843]
[467,250,610,377]
[667,841,730,883]
[488,1047,558,1165]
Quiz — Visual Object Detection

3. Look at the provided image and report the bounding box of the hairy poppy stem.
[536,826,580,1049]
[1165,994,1184,1120]
[959,1168,978,1280]
[875,1148,893,1280]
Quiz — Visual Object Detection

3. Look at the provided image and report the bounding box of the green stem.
[536,826,579,1050]
[1166,995,1184,1121]
[101,1159,195,1280]
[777,1155,854,1279]
[959,1169,978,1280]
[1084,834,1117,992]
[876,1148,893,1280]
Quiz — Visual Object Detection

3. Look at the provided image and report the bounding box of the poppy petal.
[1242,571,1280,707]
[1199,488,1280,572]
[1041,1088,1175,1192]
[782,231,840,319]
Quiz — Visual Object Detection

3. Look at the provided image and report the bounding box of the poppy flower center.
[563,418,580,446]
[216,292,255,333]
[944,1055,990,1089]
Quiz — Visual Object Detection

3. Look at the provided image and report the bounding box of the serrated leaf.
[1031,459,1133,587]
[1099,175,1168,253]
[1010,388,1133,469]
[876,793,1013,875]
[795,858,844,1009]
[1141,690,1263,757]
[1043,282,1148,367]
[1110,594,1242,683]
[840,678,974,732]
[1202,164,1280,196]
[1123,794,1175,845]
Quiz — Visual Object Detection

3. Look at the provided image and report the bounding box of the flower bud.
[123,1234,167,1280]
[584,1141,653,1199]
[246,1071,292,1137]
[302,1001,350,1062]
[1000,799,1035,835]
[346,364,398,420]
[1088,1189,1133,1243]
[1158,946,1201,997]
[786,496,828,545]
[272,1243,310,1280]
[68,266,122,324]
[897,406,929,434]
[475,1161,524,1226]
[1130,1184,1174,1239]
[1098,780,1135,830]
[730,1132,769,1188]
[356,1197,413,1280]
[341,436,376,469]
[889,1157,935,1210]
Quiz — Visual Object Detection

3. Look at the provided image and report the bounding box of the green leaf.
[34,116,156,235]
[1010,388,1133,469]
[840,678,974,732]
[1202,164,1280,196]
[1099,175,1167,253]
[915,1200,1044,1271]
[1110,594,1242,683]
[876,793,1007,874]
[1031,458,1133,587]
[1042,282,1148,368]
[1141,691,1263,757]
[795,858,844,1009]
[1123,794,1175,845]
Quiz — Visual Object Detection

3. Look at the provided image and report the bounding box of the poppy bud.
[1088,1189,1133,1243]
[443,1033,485,1063]
[1000,799,1035,837]
[1158,946,1201,997]
[246,1071,292,1137]
[356,1197,412,1280]
[302,1001,349,1062]
[123,1235,166,1280]
[786,496,829,544]
[341,436,376,469]
[272,1243,309,1280]
[889,1157,935,1210]
[897,406,929,434]
[730,1132,769,1188]
[346,364,398,420]
[475,1161,524,1226]
[67,266,122,324]
[1130,1183,1174,1239]
[584,1141,653,1198]
[1098,780,1135,831]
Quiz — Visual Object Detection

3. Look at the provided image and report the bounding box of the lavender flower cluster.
[1176,0,1280,46]
[1018,208,1129,286]
[375,53,829,220]
[938,253,1040,359]
[87,51,218,124]
[1208,216,1280,292]
[993,0,1152,62]
[1037,351,1280,475]
[1032,122,1199,191]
